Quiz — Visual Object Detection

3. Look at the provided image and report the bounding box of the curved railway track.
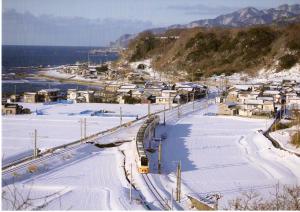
[142,174,171,210]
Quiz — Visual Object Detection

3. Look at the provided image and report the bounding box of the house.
[2,103,23,115]
[237,91,251,104]
[23,92,37,103]
[155,90,177,105]
[131,89,144,99]
[105,81,121,92]
[218,102,238,116]
[144,87,163,97]
[67,89,77,101]
[9,94,21,103]
[238,99,274,117]
[76,91,95,103]
[117,84,138,94]
[226,88,239,102]
[38,89,61,102]
[67,89,95,103]
[262,90,282,104]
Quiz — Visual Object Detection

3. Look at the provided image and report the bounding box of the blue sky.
[3,0,300,46]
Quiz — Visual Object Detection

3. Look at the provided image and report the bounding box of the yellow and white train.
[136,115,160,174]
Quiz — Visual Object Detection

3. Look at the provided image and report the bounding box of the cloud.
[167,4,239,16]
[2,9,153,46]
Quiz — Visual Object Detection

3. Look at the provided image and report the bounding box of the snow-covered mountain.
[111,4,300,48]
[169,4,300,29]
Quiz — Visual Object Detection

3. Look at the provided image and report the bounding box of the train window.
[141,156,148,166]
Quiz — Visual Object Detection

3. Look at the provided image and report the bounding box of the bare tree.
[226,184,300,210]
[2,179,67,210]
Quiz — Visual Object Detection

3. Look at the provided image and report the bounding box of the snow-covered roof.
[244,99,264,105]
[257,96,274,101]
[263,90,280,95]
[120,84,137,89]
[39,88,60,93]
[233,84,251,91]
[24,92,37,95]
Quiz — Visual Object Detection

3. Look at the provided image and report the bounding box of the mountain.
[168,4,300,29]
[112,4,300,48]
[123,23,300,79]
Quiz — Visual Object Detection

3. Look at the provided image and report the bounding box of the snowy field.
[2,102,164,165]
[148,104,300,209]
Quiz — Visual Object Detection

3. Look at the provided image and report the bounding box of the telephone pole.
[163,105,166,125]
[148,101,151,118]
[176,161,181,202]
[192,92,195,111]
[120,107,123,126]
[34,129,38,158]
[80,118,83,140]
[158,141,162,174]
[84,118,87,139]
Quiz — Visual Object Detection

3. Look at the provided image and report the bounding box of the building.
[67,89,95,103]
[117,84,138,94]
[218,103,238,116]
[155,90,177,105]
[2,103,23,115]
[38,89,61,102]
[23,92,37,103]
[105,81,122,92]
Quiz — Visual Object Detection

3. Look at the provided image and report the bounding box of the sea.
[2,45,119,96]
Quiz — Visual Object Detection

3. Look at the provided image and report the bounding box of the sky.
[3,0,300,46]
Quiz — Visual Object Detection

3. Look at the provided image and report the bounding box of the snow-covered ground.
[2,102,164,165]
[2,143,145,210]
[130,59,168,82]
[39,69,101,82]
[210,63,300,84]
[270,125,300,155]
[147,104,300,209]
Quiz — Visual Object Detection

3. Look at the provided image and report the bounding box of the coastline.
[35,71,106,87]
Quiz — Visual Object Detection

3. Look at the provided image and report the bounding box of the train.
[136,115,160,174]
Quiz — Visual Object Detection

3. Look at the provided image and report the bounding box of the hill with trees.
[123,23,300,80]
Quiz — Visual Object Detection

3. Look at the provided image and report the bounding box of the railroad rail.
[142,174,171,210]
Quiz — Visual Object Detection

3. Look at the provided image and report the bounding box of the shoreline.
[35,72,106,87]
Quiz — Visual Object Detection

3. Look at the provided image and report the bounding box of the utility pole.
[163,105,166,126]
[84,118,87,139]
[176,161,181,202]
[148,101,151,118]
[34,129,38,158]
[120,107,123,126]
[192,92,195,111]
[130,163,132,204]
[80,118,83,140]
[169,93,172,110]
[158,141,162,174]
[177,104,180,118]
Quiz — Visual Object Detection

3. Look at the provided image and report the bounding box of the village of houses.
[2,60,300,122]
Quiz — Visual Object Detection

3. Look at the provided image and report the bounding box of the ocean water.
[2,45,119,95]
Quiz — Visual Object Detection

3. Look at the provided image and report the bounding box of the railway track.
[142,174,171,210]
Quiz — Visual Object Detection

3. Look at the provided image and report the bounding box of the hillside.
[123,23,300,80]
